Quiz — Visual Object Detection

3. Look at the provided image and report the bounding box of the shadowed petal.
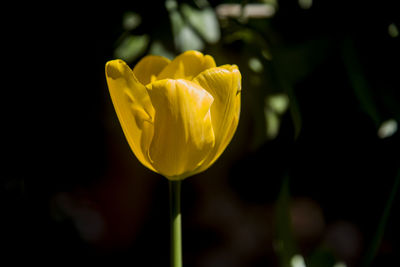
[105,59,155,171]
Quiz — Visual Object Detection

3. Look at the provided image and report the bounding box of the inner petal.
[156,50,216,81]
[147,79,215,178]
[133,55,171,85]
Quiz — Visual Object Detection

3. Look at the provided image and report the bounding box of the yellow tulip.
[105,50,241,180]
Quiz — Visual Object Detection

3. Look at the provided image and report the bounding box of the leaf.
[248,57,263,73]
[181,4,220,44]
[273,38,330,84]
[168,5,204,52]
[285,83,302,140]
[224,29,272,60]
[114,34,149,64]
[341,38,381,127]
[275,176,298,267]
[307,247,337,267]
[149,41,175,60]
[122,11,141,31]
[361,169,400,267]
[264,94,289,139]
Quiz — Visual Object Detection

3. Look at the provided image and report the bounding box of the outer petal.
[105,59,155,171]
[147,79,215,179]
[156,50,216,81]
[133,55,170,85]
[193,65,241,170]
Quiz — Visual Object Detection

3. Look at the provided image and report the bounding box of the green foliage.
[167,0,204,52]
[114,34,149,63]
[362,169,400,267]
[181,3,220,44]
[275,177,298,267]
[307,248,337,267]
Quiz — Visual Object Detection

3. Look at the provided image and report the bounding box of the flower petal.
[156,50,216,81]
[105,59,155,171]
[133,55,170,85]
[147,79,215,179]
[193,65,241,169]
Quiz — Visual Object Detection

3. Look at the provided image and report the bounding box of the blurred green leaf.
[362,169,400,267]
[286,83,302,140]
[306,247,337,267]
[290,254,306,267]
[272,78,301,140]
[388,23,399,38]
[265,94,289,139]
[149,41,175,60]
[248,57,263,73]
[268,94,289,114]
[275,177,298,267]
[298,0,313,9]
[262,49,273,61]
[270,38,330,140]
[181,3,220,44]
[224,29,272,59]
[177,26,204,52]
[341,38,381,127]
[114,34,149,63]
[167,1,204,52]
[273,38,330,83]
[122,11,141,31]
[377,119,398,139]
[265,109,280,139]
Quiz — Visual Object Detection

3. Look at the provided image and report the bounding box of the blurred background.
[3,0,400,266]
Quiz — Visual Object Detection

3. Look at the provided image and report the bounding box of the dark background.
[2,0,399,266]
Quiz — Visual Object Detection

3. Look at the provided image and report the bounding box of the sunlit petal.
[147,79,215,179]
[156,50,216,81]
[193,65,241,169]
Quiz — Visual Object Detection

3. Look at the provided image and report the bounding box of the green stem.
[169,180,182,267]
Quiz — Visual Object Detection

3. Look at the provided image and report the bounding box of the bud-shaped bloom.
[106,50,241,180]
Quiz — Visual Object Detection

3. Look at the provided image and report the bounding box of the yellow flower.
[105,50,241,180]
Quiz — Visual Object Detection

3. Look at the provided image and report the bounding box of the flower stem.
[169,180,182,267]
